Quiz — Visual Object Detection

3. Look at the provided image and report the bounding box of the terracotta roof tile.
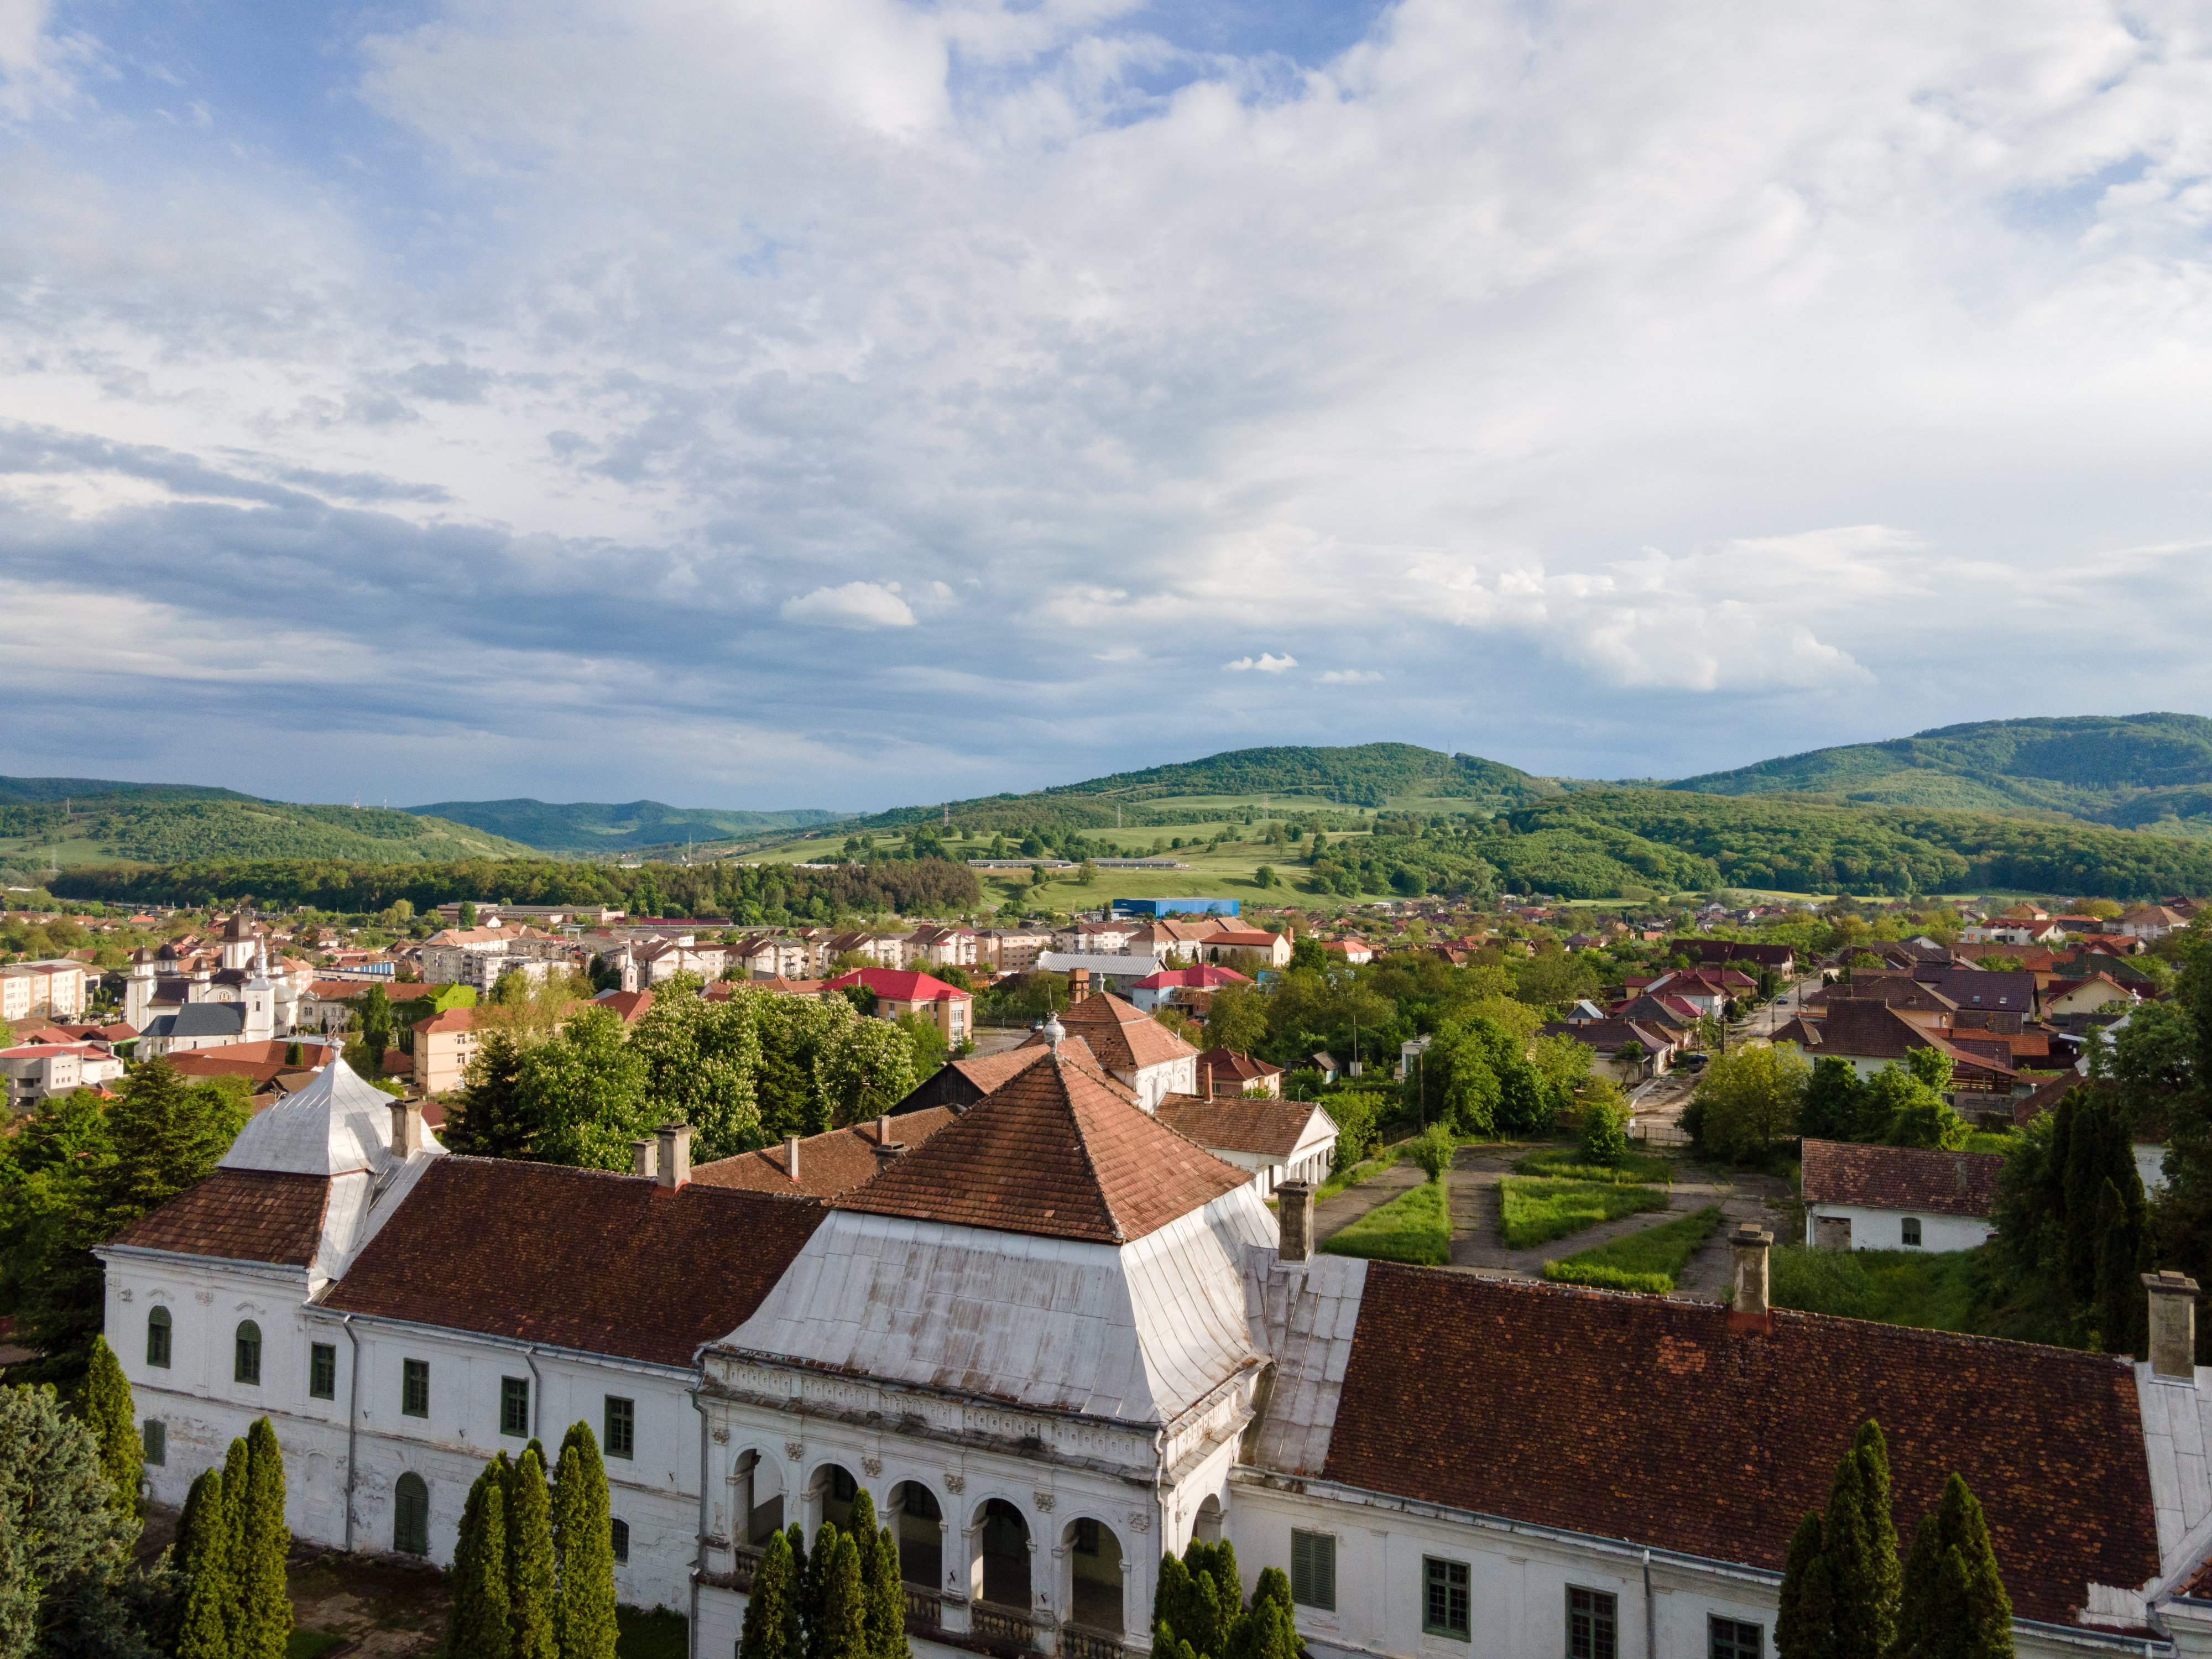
[109,1170,330,1266]
[323,1159,823,1366]
[1154,1095,1329,1158]
[691,1108,961,1197]
[1799,1139,2004,1217]
[833,1044,1246,1244]
[1322,1268,2158,1627]
[1016,991,1196,1073]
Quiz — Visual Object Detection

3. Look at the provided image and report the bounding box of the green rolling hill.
[1670,713,2212,834]
[405,799,843,853]
[0,790,541,872]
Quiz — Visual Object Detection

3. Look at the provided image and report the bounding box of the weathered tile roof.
[1156,1095,1331,1158]
[691,1107,961,1197]
[1799,1139,2004,1217]
[109,1169,331,1266]
[322,1159,824,1366]
[834,1044,1248,1244]
[1018,990,1196,1073]
[1322,1267,2158,1627]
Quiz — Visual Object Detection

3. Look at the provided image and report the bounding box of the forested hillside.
[1,799,540,867]
[0,775,259,805]
[406,797,842,852]
[1671,713,2212,832]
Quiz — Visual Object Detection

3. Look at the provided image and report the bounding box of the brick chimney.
[2146,1270,2200,1381]
[389,1099,424,1159]
[785,1134,801,1183]
[632,1138,658,1179]
[1204,1062,1215,1101]
[656,1122,692,1190]
[1729,1222,1773,1334]
[1277,1180,1314,1264]
[1071,968,1091,1000]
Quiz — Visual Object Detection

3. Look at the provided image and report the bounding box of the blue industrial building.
[1111,897,1240,917]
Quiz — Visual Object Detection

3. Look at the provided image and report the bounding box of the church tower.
[243,941,275,1044]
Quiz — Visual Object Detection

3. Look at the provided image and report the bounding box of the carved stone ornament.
[711,1426,731,1445]
[117,1288,133,1303]
[944,1474,966,1495]
[786,1442,805,1463]
[1033,1492,1056,1513]
[1126,1512,1152,1534]
[861,1457,883,1478]
[194,1291,214,1305]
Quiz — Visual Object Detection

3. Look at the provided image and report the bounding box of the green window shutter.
[402,1358,429,1418]
[605,1395,635,1459]
[309,1342,337,1400]
[1290,1530,1335,1611]
[501,1376,530,1437]
[142,1419,165,1466]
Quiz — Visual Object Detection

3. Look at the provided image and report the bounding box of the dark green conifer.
[813,1531,868,1659]
[2095,1177,2147,1357]
[552,1422,618,1659]
[239,1417,292,1659]
[1824,1422,1898,1659]
[846,1489,906,1659]
[452,1469,514,1659]
[174,1468,232,1659]
[221,1435,252,1648]
[1892,1473,2013,1659]
[742,1527,800,1659]
[509,1446,559,1659]
[79,1335,141,1522]
[2063,1098,2109,1298]
[1775,1511,1832,1659]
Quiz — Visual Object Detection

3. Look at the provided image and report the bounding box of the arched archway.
[889,1480,943,1589]
[1192,1494,1223,1545]
[394,1472,429,1556]
[977,1498,1032,1613]
[1063,1517,1125,1634]
[811,1462,859,1533]
[740,1451,786,1545]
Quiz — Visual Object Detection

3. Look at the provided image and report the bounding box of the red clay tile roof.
[1155,1095,1329,1157]
[823,968,971,1003]
[833,1044,1246,1244]
[1018,991,1195,1073]
[951,1046,1050,1095]
[1799,1139,2004,1217]
[592,989,655,1022]
[691,1108,961,1197]
[1196,1048,1285,1083]
[322,1159,824,1366]
[413,1006,477,1034]
[109,1170,331,1266]
[1323,1268,2158,1627]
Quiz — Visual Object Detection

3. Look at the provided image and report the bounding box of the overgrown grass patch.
[1542,1206,1724,1292]
[1498,1177,1670,1249]
[1319,1178,1452,1265]
[1317,1148,1399,1203]
[285,1636,348,1659]
[1513,1146,1675,1185]
[1768,1244,1983,1331]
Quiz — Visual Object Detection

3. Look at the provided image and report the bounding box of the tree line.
[448,1423,620,1659]
[736,1488,909,1659]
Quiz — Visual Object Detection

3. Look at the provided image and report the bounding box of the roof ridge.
[1056,1050,1124,1244]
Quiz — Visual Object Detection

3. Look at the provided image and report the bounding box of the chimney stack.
[1071,968,1090,1000]
[1729,1222,1773,1332]
[1204,1063,1215,1101]
[878,1113,891,1145]
[2146,1270,2200,1380]
[785,1134,802,1183]
[389,1099,424,1159]
[656,1123,692,1190]
[1277,1180,1314,1263]
[874,1134,907,1173]
[632,1139,658,1179]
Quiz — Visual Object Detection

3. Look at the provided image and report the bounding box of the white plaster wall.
[2138,1142,2170,1196]
[1803,1205,1991,1253]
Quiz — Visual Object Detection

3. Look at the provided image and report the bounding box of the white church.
[98,1008,2212,1659]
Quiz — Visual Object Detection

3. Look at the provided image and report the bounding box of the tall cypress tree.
[815,1532,868,1659]
[239,1417,292,1659]
[452,1469,514,1659]
[2062,1098,2111,1299]
[509,1447,559,1659]
[2095,1177,2148,1358]
[839,1488,906,1659]
[1774,1512,1832,1659]
[221,1435,252,1650]
[79,1335,140,1522]
[552,1422,618,1659]
[806,1524,844,1659]
[1892,1474,2013,1659]
[742,1529,799,1659]
[174,1468,232,1659]
[1823,1422,1899,1659]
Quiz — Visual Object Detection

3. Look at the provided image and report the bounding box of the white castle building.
[98,1027,2212,1659]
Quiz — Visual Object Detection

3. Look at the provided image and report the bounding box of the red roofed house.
[823,967,973,1046]
[1128,962,1251,1017]
[1801,1138,2004,1252]
[1,1040,124,1105]
[1195,1047,1287,1099]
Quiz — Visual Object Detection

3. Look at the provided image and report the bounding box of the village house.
[1194,1048,1287,1099]
[1015,988,1199,1109]
[1127,963,1252,1018]
[1801,1139,2005,1252]
[1203,929,1294,972]
[824,967,974,1047]
[2121,905,2189,941]
[99,1044,2212,1659]
[1153,1094,1339,1196]
[1533,1019,1675,1083]
[0,1038,124,1105]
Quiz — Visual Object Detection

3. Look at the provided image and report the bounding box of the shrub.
[1408,1121,1457,1182]
[1579,1093,1631,1167]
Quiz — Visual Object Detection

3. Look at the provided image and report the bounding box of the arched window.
[611,1518,629,1564]
[394,1472,429,1556]
[146,1307,171,1369]
[890,1481,943,1589]
[234,1321,262,1386]
[979,1499,1031,1611]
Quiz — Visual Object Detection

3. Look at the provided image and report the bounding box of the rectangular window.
[1422,1557,1469,1639]
[309,1343,337,1401]
[1291,1530,1337,1611]
[143,1420,166,1466]
[1568,1588,1617,1659]
[605,1395,635,1459]
[402,1358,429,1419]
[502,1376,531,1438]
[1901,1217,1923,1248]
[1709,1617,1762,1659]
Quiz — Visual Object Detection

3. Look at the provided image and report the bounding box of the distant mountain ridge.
[406,797,843,853]
[1668,713,2212,835]
[0,775,261,806]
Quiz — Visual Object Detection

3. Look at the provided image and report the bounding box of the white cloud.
[1223,653,1298,674]
[1317,669,1383,684]
[780,582,916,629]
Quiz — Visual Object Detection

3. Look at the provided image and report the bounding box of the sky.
[3,0,2212,812]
